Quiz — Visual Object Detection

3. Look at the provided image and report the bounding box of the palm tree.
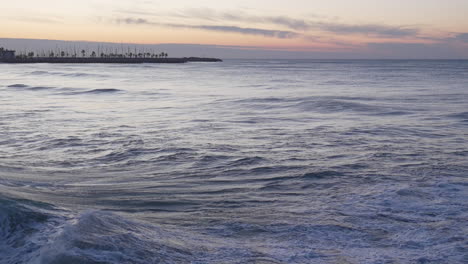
[81,50,86,57]
[91,51,96,58]
[61,51,65,57]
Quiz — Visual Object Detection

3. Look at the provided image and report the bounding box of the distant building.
[0,48,16,59]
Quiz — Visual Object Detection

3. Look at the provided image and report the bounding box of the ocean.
[0,60,467,263]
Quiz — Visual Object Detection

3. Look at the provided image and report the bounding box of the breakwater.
[0,57,222,64]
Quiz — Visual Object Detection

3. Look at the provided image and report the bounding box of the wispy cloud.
[265,17,312,31]
[114,15,418,41]
[177,9,311,30]
[113,8,421,39]
[167,24,299,39]
[116,17,154,25]
[116,18,300,39]
[170,9,420,38]
[316,23,418,37]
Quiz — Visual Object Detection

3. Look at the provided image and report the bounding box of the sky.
[1,0,468,58]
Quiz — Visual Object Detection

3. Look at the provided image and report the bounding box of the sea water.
[0,60,467,263]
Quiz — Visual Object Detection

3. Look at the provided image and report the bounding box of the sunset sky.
[2,0,468,58]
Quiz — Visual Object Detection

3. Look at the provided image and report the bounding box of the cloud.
[114,14,417,40]
[167,24,299,39]
[114,8,420,39]
[315,23,418,37]
[174,8,311,30]
[115,17,300,39]
[116,17,155,25]
[266,17,311,31]
[172,9,420,38]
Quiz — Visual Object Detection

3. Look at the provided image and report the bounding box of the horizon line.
[1,37,467,60]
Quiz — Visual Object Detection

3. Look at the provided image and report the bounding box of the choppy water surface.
[0,60,467,263]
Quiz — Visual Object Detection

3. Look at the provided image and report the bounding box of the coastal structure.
[0,47,221,64]
[0,48,15,59]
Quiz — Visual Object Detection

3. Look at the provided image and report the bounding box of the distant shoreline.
[0,57,222,64]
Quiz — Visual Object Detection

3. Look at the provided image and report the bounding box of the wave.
[29,70,108,78]
[30,71,50,75]
[0,195,64,264]
[447,111,468,122]
[80,88,123,94]
[7,84,29,88]
[6,83,56,92]
[225,96,410,116]
[37,211,195,264]
[0,195,287,264]
[1,182,466,264]
[296,99,387,114]
[57,88,123,95]
[0,196,198,264]
[61,72,109,78]
[28,86,54,91]
[227,156,267,167]
[302,170,344,179]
